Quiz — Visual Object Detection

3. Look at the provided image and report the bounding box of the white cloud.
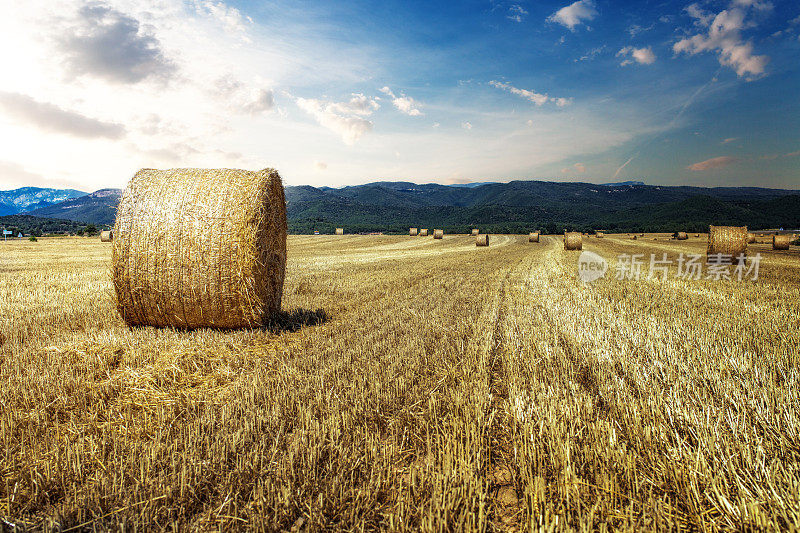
[379,86,423,116]
[687,156,738,170]
[561,162,586,173]
[461,122,473,130]
[617,46,656,66]
[296,96,376,145]
[575,45,606,62]
[547,0,597,30]
[508,5,528,22]
[489,80,571,107]
[721,137,738,144]
[674,2,769,78]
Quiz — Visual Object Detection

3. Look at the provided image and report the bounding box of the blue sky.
[0,0,797,191]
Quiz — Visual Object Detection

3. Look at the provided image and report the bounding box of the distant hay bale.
[420,229,428,236]
[631,235,637,240]
[112,168,287,329]
[640,233,645,237]
[676,232,688,240]
[564,231,582,251]
[707,225,747,262]
[476,234,489,247]
[409,227,418,236]
[100,230,113,242]
[747,233,756,244]
[595,232,604,238]
[528,232,539,243]
[471,228,479,236]
[335,228,344,235]
[773,234,792,250]
[433,229,444,239]
[695,234,700,238]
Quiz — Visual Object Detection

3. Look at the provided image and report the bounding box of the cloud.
[0,160,46,187]
[379,86,423,116]
[296,95,376,144]
[461,122,473,130]
[489,80,571,107]
[687,156,739,171]
[785,150,800,158]
[507,5,528,22]
[0,91,125,139]
[561,162,586,173]
[213,77,275,115]
[721,137,738,144]
[617,46,656,66]
[547,0,597,30]
[58,2,176,84]
[627,24,654,37]
[193,0,253,39]
[613,155,636,179]
[575,45,606,62]
[674,2,770,78]
[314,161,328,170]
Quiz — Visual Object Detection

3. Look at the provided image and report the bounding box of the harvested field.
[1,235,799,530]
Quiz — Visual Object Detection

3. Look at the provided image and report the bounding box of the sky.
[0,0,798,192]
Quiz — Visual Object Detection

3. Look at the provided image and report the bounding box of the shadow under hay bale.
[564,231,582,250]
[113,168,287,329]
[707,225,747,263]
[263,308,328,333]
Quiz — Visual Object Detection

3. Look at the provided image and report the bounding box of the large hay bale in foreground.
[676,232,688,240]
[773,234,792,250]
[707,225,747,262]
[112,168,287,329]
[420,229,428,236]
[335,228,344,235]
[529,232,539,243]
[409,227,418,236]
[476,234,489,247]
[471,228,479,236]
[564,231,582,251]
[747,233,756,244]
[433,229,444,239]
[100,230,113,242]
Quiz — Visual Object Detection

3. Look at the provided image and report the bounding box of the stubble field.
[1,234,798,531]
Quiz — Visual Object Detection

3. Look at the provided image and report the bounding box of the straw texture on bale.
[100,230,113,242]
[420,229,428,236]
[676,232,688,240]
[476,234,489,247]
[433,229,443,239]
[335,228,344,235]
[707,225,747,262]
[747,233,756,244]
[471,228,479,236]
[409,228,418,236]
[773,234,792,250]
[564,231,582,251]
[112,168,287,329]
[529,232,540,243]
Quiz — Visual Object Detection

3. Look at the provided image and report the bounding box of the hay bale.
[747,233,756,244]
[471,228,479,236]
[335,228,344,235]
[433,229,444,239]
[707,225,747,262]
[409,227,418,236]
[695,234,700,238]
[676,232,688,240]
[476,234,489,247]
[420,229,428,236]
[112,168,287,329]
[100,230,113,242]
[773,234,792,250]
[631,235,637,240]
[595,232,604,238]
[564,231,582,251]
[528,232,539,243]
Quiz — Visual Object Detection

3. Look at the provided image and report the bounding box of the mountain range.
[0,187,86,216]
[1,181,799,234]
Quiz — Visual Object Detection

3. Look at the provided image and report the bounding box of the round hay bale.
[631,235,637,240]
[640,233,645,237]
[676,232,688,240]
[695,234,700,238]
[0,331,4,347]
[747,233,756,244]
[773,234,792,250]
[100,230,113,242]
[335,228,344,235]
[420,229,428,236]
[564,231,582,251]
[528,232,539,243]
[409,227,418,236]
[471,228,479,236]
[476,234,489,247]
[595,232,604,238]
[112,168,287,329]
[433,229,444,239]
[707,225,747,262]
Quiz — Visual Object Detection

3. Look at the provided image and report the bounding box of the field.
[1,234,799,531]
